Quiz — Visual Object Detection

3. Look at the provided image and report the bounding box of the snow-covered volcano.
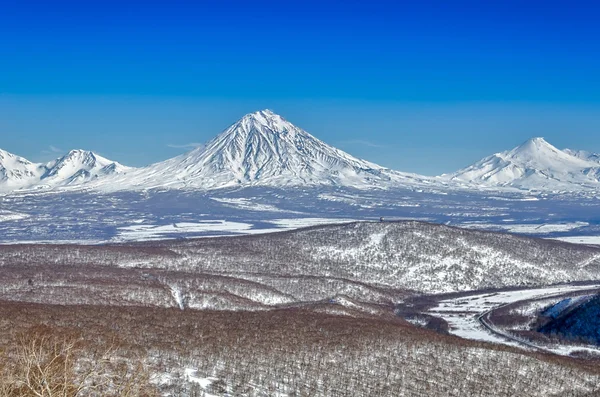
[445,137,600,191]
[100,110,432,190]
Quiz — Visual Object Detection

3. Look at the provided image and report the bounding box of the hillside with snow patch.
[145,221,600,294]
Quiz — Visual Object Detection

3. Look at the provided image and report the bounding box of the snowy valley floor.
[1,187,600,244]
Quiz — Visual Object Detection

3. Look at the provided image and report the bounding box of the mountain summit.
[188,109,389,187]
[103,110,429,190]
[507,137,589,166]
[446,137,600,190]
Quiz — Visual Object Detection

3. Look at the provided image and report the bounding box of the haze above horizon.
[1,0,599,175]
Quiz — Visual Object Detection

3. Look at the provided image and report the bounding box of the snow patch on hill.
[210,197,304,213]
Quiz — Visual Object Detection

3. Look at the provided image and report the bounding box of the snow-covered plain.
[114,220,258,242]
[0,210,29,222]
[210,197,304,213]
[463,221,589,234]
[112,217,355,242]
[551,236,600,245]
[0,186,599,243]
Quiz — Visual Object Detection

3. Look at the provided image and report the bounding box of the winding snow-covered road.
[427,283,600,355]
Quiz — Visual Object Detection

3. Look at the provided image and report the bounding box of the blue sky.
[1,0,599,175]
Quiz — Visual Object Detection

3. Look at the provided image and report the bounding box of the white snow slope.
[0,149,131,192]
[445,137,600,191]
[564,148,600,164]
[0,149,43,191]
[92,109,435,191]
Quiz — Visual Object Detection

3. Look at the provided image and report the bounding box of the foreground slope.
[2,301,599,397]
[446,137,600,191]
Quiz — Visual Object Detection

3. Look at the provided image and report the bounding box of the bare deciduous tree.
[0,326,157,397]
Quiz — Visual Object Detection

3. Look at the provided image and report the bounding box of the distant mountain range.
[1,110,599,193]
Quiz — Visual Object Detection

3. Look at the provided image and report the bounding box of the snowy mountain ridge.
[563,148,600,164]
[0,149,43,190]
[445,137,600,191]
[1,111,599,194]
[0,149,131,192]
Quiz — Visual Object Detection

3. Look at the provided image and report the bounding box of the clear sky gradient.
[1,0,599,175]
